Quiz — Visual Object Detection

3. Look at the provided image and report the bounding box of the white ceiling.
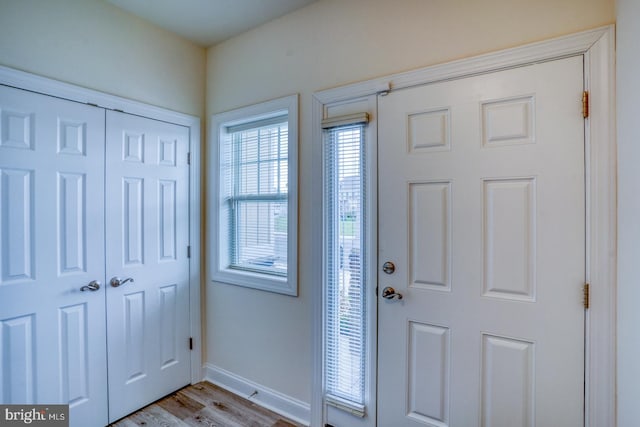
[107,0,318,47]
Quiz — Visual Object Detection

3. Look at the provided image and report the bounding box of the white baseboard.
[203,363,310,426]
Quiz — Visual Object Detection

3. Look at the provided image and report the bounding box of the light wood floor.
[109,381,304,427]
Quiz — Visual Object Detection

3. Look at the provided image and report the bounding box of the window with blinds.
[324,117,368,415]
[211,95,298,296]
[224,118,288,276]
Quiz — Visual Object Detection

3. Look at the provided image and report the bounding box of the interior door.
[0,85,108,426]
[105,110,191,422]
[377,56,586,426]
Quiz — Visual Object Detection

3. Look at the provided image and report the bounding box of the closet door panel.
[105,110,191,422]
[0,85,108,427]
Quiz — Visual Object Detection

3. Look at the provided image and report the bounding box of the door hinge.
[583,283,590,309]
[187,246,191,258]
[187,152,191,165]
[582,91,589,119]
[189,337,193,350]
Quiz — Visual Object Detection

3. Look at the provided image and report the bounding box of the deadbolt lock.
[382,261,395,274]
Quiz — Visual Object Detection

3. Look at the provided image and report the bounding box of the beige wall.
[0,0,206,117]
[206,0,615,405]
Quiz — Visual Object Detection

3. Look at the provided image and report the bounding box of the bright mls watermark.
[0,405,68,426]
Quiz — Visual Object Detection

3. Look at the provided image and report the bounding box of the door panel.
[105,111,190,422]
[377,57,585,426]
[0,85,108,426]
[480,334,534,426]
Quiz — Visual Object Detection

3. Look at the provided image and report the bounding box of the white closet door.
[105,110,191,422]
[0,85,108,426]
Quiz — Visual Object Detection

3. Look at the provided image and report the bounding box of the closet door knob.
[80,280,101,292]
[110,277,134,287]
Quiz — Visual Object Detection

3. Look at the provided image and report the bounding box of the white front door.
[0,85,108,426]
[377,56,585,426]
[105,111,191,422]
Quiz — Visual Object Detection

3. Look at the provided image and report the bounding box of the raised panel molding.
[123,132,144,163]
[482,96,535,147]
[409,181,452,291]
[1,110,34,150]
[1,168,34,284]
[58,173,86,275]
[158,180,176,261]
[159,138,177,166]
[59,304,89,407]
[1,314,36,403]
[408,108,451,153]
[482,178,536,301]
[159,285,178,369]
[481,334,534,427]
[57,119,86,156]
[407,322,450,427]
[124,292,146,384]
[123,178,144,266]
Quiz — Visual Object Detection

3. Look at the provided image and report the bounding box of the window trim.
[209,94,298,296]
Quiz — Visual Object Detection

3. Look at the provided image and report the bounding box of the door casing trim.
[311,25,616,427]
[0,65,204,386]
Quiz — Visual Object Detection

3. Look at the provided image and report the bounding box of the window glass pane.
[235,123,288,196]
[259,161,277,193]
[233,200,287,275]
[227,121,288,276]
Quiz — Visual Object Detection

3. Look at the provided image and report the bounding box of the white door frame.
[311,25,615,427]
[0,65,204,385]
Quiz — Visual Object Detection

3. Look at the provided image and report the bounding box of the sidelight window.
[324,113,369,415]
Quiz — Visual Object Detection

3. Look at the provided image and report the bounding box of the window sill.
[211,267,297,296]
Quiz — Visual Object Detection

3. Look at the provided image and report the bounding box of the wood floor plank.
[181,388,274,426]
[157,391,205,420]
[120,405,184,426]
[183,406,247,427]
[109,419,139,427]
[180,382,278,425]
[110,381,304,427]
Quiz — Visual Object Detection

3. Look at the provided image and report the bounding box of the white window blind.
[324,118,368,415]
[222,117,288,276]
